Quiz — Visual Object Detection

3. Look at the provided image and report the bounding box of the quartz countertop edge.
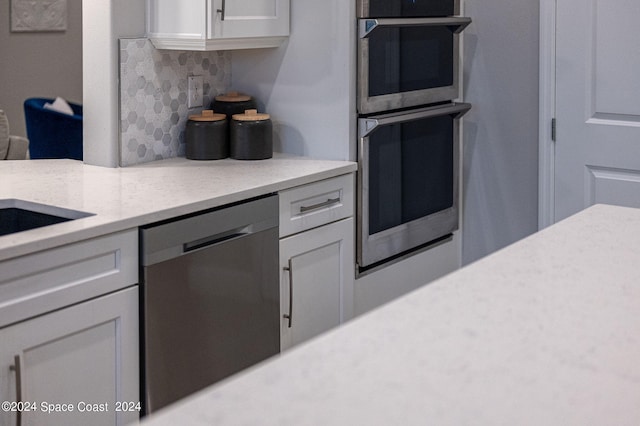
[0,155,357,262]
[140,203,640,426]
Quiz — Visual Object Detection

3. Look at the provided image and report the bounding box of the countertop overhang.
[0,155,356,262]
[141,203,640,425]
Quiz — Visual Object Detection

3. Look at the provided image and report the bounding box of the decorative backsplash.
[119,38,231,166]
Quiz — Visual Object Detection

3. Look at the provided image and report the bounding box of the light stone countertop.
[0,155,356,262]
[141,203,640,426]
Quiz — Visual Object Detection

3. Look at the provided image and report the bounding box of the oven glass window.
[368,114,453,235]
[366,0,455,17]
[368,26,454,97]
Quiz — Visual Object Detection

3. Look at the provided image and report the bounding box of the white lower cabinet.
[279,217,354,350]
[0,287,139,426]
[0,230,139,426]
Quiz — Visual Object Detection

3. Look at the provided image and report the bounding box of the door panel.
[593,1,640,117]
[0,288,138,426]
[586,166,640,208]
[288,241,342,344]
[211,0,289,39]
[280,218,354,350]
[22,323,116,426]
[225,0,277,17]
[554,0,640,221]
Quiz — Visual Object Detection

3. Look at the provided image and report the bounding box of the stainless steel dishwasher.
[140,195,280,414]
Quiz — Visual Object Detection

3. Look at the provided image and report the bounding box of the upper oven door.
[357,102,470,269]
[357,17,470,115]
[357,0,460,18]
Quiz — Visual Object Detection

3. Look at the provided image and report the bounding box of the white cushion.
[0,110,10,159]
[6,136,29,160]
[43,96,74,116]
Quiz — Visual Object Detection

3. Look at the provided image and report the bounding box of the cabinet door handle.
[299,197,341,214]
[283,259,293,328]
[9,355,23,426]
[217,0,226,20]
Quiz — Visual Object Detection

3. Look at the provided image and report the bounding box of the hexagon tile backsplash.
[119,38,231,166]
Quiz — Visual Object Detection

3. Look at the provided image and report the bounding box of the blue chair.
[23,97,83,160]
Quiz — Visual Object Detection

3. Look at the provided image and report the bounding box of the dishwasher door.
[140,195,279,414]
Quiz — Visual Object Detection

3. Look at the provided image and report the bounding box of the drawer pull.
[299,197,341,214]
[283,259,293,328]
[217,0,226,20]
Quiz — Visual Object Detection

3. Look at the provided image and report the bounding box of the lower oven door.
[357,102,470,269]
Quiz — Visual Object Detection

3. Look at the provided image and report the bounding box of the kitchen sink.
[0,199,94,236]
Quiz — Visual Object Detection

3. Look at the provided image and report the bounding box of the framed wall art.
[11,0,68,32]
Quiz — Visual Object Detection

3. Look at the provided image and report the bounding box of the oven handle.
[360,17,471,38]
[359,103,471,138]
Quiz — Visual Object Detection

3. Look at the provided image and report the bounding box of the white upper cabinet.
[147,0,290,51]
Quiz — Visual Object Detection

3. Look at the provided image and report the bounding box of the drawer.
[279,174,354,238]
[0,229,138,328]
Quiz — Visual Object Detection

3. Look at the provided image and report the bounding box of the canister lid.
[188,110,226,122]
[214,91,252,103]
[232,109,271,121]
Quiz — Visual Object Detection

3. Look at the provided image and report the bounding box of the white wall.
[82,0,145,167]
[231,0,356,161]
[462,1,540,264]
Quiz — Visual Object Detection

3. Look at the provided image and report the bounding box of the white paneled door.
[554,0,640,221]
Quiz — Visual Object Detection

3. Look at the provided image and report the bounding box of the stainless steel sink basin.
[0,199,94,236]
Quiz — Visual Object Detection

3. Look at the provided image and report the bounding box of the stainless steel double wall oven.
[357,0,471,270]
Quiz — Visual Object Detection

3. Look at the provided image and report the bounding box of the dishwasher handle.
[141,195,278,266]
[183,227,249,253]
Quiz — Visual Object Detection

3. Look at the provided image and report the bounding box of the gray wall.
[231,0,356,162]
[0,0,82,138]
[462,1,540,264]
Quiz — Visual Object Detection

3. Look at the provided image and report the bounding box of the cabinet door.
[209,0,289,39]
[280,218,354,350]
[0,287,139,426]
[147,0,207,39]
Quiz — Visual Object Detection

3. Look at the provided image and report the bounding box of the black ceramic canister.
[185,110,228,160]
[230,109,273,160]
[211,92,258,119]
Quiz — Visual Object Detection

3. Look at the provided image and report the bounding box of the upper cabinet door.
[147,0,289,50]
[209,0,289,39]
[147,0,207,39]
